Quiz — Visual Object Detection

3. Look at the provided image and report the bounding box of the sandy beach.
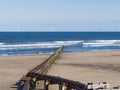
[0,54,50,90]
[48,51,120,88]
[0,51,120,90]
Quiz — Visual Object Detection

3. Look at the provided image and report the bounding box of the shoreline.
[0,49,120,57]
[0,50,120,90]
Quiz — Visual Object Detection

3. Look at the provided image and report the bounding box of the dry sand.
[47,51,120,87]
[0,54,50,90]
[0,51,120,90]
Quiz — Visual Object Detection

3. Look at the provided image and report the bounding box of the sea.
[0,32,120,56]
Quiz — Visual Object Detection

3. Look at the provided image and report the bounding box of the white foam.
[83,40,120,47]
[0,54,8,56]
[0,40,83,50]
[0,43,5,45]
[54,41,83,46]
[0,40,120,50]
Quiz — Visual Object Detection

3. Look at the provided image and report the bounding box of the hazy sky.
[0,0,120,31]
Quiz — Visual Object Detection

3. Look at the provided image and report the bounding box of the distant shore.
[0,50,120,90]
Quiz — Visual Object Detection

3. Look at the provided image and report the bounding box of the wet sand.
[0,51,120,90]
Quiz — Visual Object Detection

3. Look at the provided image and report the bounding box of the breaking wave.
[0,40,120,50]
[0,40,120,56]
[83,40,120,47]
[0,41,83,50]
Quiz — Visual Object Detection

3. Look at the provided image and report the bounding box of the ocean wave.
[0,40,120,51]
[0,43,5,45]
[0,41,83,50]
[83,40,120,47]
[0,52,53,56]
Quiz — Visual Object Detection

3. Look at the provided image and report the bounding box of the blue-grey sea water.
[0,32,120,56]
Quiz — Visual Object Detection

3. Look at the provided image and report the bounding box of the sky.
[0,0,120,31]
